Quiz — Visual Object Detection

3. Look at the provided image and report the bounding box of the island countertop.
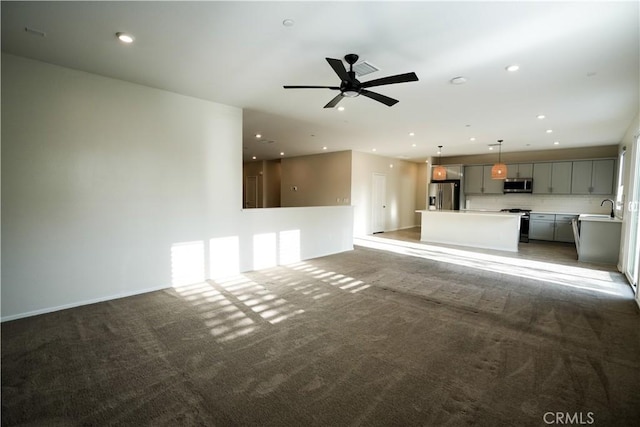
[417,209,521,252]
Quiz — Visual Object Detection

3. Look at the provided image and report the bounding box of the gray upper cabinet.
[433,164,463,180]
[483,165,504,194]
[466,158,613,196]
[464,165,485,194]
[533,162,572,194]
[506,163,533,179]
[532,163,552,194]
[464,165,504,194]
[592,159,615,194]
[552,162,573,194]
[571,161,592,194]
[571,159,614,195]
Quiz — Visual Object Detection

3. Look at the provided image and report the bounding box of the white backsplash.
[465,194,613,215]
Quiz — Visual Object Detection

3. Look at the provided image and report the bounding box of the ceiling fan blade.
[323,93,344,108]
[360,72,419,89]
[360,90,398,107]
[326,58,352,82]
[283,85,340,89]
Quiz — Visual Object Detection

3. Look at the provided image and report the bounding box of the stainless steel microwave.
[503,178,533,193]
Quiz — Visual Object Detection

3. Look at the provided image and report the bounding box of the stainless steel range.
[501,208,531,243]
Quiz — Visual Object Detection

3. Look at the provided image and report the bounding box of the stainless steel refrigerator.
[428,180,460,210]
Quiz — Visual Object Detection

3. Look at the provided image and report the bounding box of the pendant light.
[432,145,447,180]
[491,139,507,179]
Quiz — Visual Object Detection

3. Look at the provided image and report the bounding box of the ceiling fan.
[283,54,419,108]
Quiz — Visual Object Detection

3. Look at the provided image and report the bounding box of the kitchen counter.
[417,210,521,252]
[531,211,582,216]
[578,214,622,223]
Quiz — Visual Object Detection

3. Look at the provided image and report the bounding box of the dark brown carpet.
[2,242,640,426]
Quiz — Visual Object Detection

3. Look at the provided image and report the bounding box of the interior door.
[245,176,257,208]
[372,173,386,234]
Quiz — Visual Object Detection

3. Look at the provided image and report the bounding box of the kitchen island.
[417,210,522,252]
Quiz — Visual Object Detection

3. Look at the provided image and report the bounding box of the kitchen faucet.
[601,198,615,218]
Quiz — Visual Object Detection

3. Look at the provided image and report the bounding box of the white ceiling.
[2,1,638,162]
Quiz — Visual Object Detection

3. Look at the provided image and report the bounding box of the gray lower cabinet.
[529,213,555,240]
[554,214,578,243]
[529,213,578,242]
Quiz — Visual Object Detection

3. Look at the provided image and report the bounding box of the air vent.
[353,60,379,77]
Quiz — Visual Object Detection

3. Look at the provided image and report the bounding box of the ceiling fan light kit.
[284,53,419,108]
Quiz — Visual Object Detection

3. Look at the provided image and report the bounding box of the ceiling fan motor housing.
[283,53,418,108]
[344,53,359,65]
[341,77,361,97]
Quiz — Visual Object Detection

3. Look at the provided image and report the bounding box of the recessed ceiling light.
[252,156,257,160]
[425,160,429,163]
[412,143,417,147]
[389,164,394,168]
[489,147,494,150]
[337,106,345,111]
[282,19,295,27]
[255,133,262,138]
[470,137,476,141]
[546,129,553,133]
[409,132,415,136]
[450,76,467,85]
[372,148,377,152]
[116,32,134,43]
[506,64,520,72]
[537,114,546,119]
[280,152,285,156]
[554,141,560,145]
[322,146,327,150]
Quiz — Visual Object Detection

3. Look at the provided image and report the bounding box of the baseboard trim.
[1,284,170,323]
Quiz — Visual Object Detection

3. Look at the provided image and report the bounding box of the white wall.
[415,163,429,224]
[351,151,418,236]
[239,206,353,273]
[280,150,352,207]
[1,54,353,321]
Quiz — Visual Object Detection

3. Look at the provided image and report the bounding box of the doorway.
[245,176,258,208]
[372,173,386,234]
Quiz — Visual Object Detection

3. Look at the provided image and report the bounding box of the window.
[625,139,640,291]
